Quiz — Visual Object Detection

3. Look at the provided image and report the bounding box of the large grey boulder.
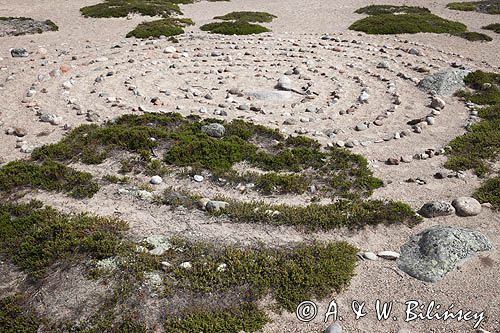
[398,226,492,282]
[201,123,225,138]
[418,201,455,218]
[417,69,469,96]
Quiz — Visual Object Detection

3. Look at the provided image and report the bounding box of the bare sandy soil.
[0,0,499,332]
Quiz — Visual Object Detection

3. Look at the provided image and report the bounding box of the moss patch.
[213,11,277,23]
[0,159,99,199]
[126,18,193,38]
[0,201,127,279]
[447,1,500,14]
[200,21,270,35]
[456,70,500,105]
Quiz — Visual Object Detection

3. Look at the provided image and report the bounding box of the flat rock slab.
[398,225,491,282]
[0,17,57,37]
[245,90,292,101]
[417,69,469,96]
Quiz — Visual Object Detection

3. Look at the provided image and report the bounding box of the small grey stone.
[206,200,228,212]
[277,76,292,91]
[11,48,28,57]
[325,322,342,333]
[362,252,378,261]
[193,175,204,182]
[419,201,455,218]
[150,175,163,185]
[201,123,225,138]
[452,197,482,217]
[430,97,446,110]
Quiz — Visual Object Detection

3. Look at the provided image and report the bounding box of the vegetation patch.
[0,159,99,198]
[213,11,277,23]
[0,201,127,279]
[31,113,383,198]
[126,18,193,38]
[446,71,499,208]
[447,1,500,14]
[483,22,500,33]
[473,176,500,209]
[164,304,268,333]
[80,0,192,18]
[208,198,421,231]
[354,5,431,15]
[200,21,270,35]
[349,11,467,35]
[0,294,40,333]
[164,238,358,312]
[452,31,492,41]
[456,70,500,105]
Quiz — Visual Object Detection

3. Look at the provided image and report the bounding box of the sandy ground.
[0,0,499,332]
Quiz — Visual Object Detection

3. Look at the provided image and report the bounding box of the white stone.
[150,175,163,185]
[377,251,400,260]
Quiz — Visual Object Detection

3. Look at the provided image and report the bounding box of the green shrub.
[447,1,500,14]
[349,13,467,35]
[167,239,358,311]
[452,31,492,41]
[80,0,192,18]
[200,21,270,35]
[483,23,500,33]
[213,11,276,23]
[473,176,500,209]
[446,71,500,176]
[0,294,40,333]
[0,159,99,198]
[0,201,127,278]
[164,304,268,333]
[209,198,421,231]
[126,18,193,38]
[355,5,431,15]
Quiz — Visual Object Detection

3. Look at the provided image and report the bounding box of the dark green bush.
[483,23,500,33]
[200,21,270,35]
[0,159,99,198]
[213,11,276,23]
[355,5,431,15]
[0,201,127,278]
[447,1,500,14]
[80,0,192,18]
[126,18,193,38]
[473,176,500,209]
[349,13,467,35]
[164,304,268,333]
[210,198,421,231]
[0,294,40,333]
[452,31,492,41]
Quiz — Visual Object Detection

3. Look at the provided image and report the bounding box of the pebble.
[193,175,204,182]
[150,175,163,185]
[377,251,400,260]
[277,76,292,91]
[362,252,378,261]
[324,322,342,333]
[11,48,28,57]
